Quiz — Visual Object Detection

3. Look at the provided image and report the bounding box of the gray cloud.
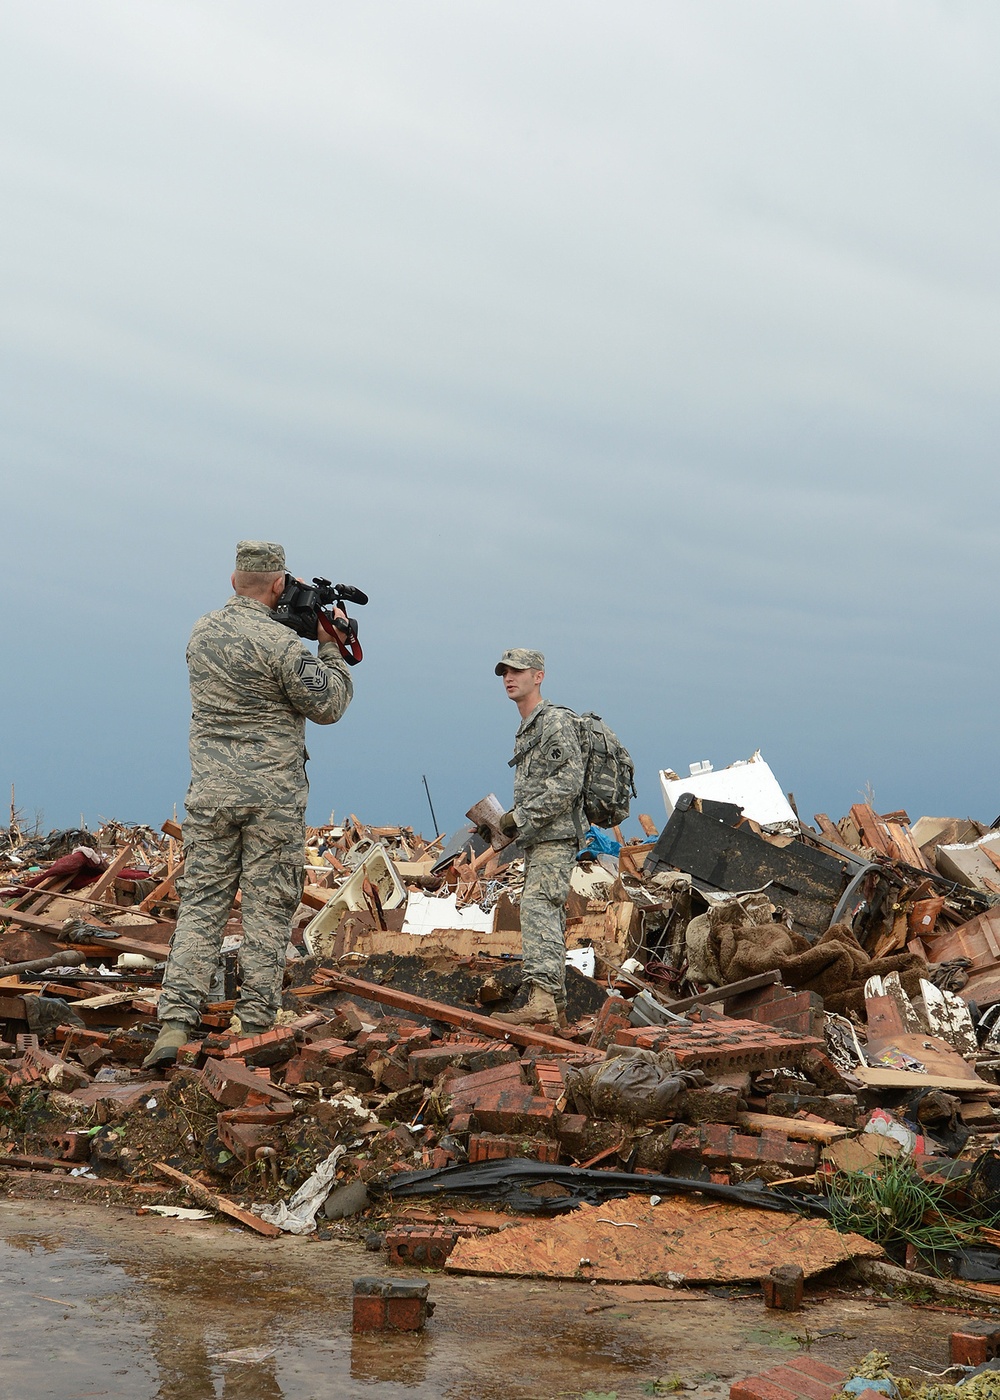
[3,1,999,839]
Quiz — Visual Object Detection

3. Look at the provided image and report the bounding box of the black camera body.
[274,575,368,663]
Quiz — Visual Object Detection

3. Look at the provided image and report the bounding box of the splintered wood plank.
[445,1196,882,1284]
[734,1112,849,1144]
[153,1162,281,1238]
[813,815,849,848]
[312,968,593,1056]
[853,1065,1000,1095]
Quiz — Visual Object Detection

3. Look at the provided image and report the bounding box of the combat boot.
[142,1021,191,1069]
[492,985,561,1029]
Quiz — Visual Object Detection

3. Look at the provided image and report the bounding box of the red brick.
[200,1056,291,1108]
[670,1125,816,1172]
[730,1379,800,1400]
[385,1225,462,1267]
[465,1044,521,1073]
[588,995,633,1049]
[766,1370,836,1400]
[446,1060,525,1100]
[557,1113,588,1156]
[729,1359,845,1400]
[785,1359,850,1385]
[950,1330,1000,1366]
[530,1061,568,1100]
[472,1092,559,1137]
[408,1045,479,1082]
[616,1019,821,1074]
[217,1116,278,1164]
[468,1133,560,1164]
[222,1027,297,1064]
[355,1030,393,1052]
[385,1296,427,1331]
[352,1295,386,1333]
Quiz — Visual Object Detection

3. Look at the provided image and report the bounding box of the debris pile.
[2,753,1000,1294]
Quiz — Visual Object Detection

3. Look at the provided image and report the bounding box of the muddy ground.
[0,1189,995,1400]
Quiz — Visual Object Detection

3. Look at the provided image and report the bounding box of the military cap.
[235,540,286,573]
[495,648,545,675]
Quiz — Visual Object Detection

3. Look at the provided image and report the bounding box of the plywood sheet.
[445,1195,882,1284]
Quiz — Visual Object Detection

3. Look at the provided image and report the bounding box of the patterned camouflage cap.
[495,648,545,675]
[235,540,286,573]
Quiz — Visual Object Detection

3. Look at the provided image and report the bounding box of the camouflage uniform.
[158,567,353,1031]
[509,698,585,1003]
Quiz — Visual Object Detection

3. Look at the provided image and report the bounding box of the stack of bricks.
[468,1132,561,1163]
[445,1060,560,1138]
[670,1123,819,1173]
[199,1057,292,1109]
[724,984,827,1039]
[283,1036,360,1085]
[614,1018,822,1073]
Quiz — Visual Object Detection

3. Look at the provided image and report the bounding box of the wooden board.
[152,1162,281,1238]
[853,1065,1000,1096]
[445,1195,882,1284]
[312,968,599,1057]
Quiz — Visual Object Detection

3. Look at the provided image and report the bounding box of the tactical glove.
[499,809,518,837]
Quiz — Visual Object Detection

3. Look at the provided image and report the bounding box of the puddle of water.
[0,1222,665,1399]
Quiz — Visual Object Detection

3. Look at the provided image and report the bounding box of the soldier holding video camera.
[144,540,355,1068]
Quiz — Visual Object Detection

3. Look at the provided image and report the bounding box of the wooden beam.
[152,1163,281,1238]
[312,968,595,1056]
[662,970,782,1013]
[735,1111,849,1144]
[138,858,184,913]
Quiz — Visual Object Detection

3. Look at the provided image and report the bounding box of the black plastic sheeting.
[371,1159,833,1218]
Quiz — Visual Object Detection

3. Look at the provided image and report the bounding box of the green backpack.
[561,709,637,829]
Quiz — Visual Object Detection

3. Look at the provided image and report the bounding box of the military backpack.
[559,708,637,830]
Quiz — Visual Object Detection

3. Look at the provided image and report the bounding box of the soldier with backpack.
[490,648,635,1030]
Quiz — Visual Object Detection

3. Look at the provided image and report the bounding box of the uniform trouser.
[157,805,305,1030]
[520,839,577,1003]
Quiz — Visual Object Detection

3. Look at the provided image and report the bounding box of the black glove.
[499,809,518,837]
[475,824,493,844]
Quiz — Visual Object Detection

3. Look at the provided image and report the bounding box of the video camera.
[274,576,369,665]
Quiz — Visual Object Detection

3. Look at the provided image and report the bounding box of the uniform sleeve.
[513,710,585,839]
[273,637,354,725]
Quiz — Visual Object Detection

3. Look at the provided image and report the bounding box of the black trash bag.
[566,1046,708,1123]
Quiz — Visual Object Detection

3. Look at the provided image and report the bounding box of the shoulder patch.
[295,656,329,693]
[549,744,563,761]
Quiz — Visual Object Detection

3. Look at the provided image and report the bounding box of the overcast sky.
[3,1,999,843]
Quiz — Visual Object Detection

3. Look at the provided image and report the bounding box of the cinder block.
[385,1224,462,1267]
[352,1277,433,1333]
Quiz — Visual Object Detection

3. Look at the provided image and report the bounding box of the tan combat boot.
[492,985,561,1029]
[142,1021,191,1069]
